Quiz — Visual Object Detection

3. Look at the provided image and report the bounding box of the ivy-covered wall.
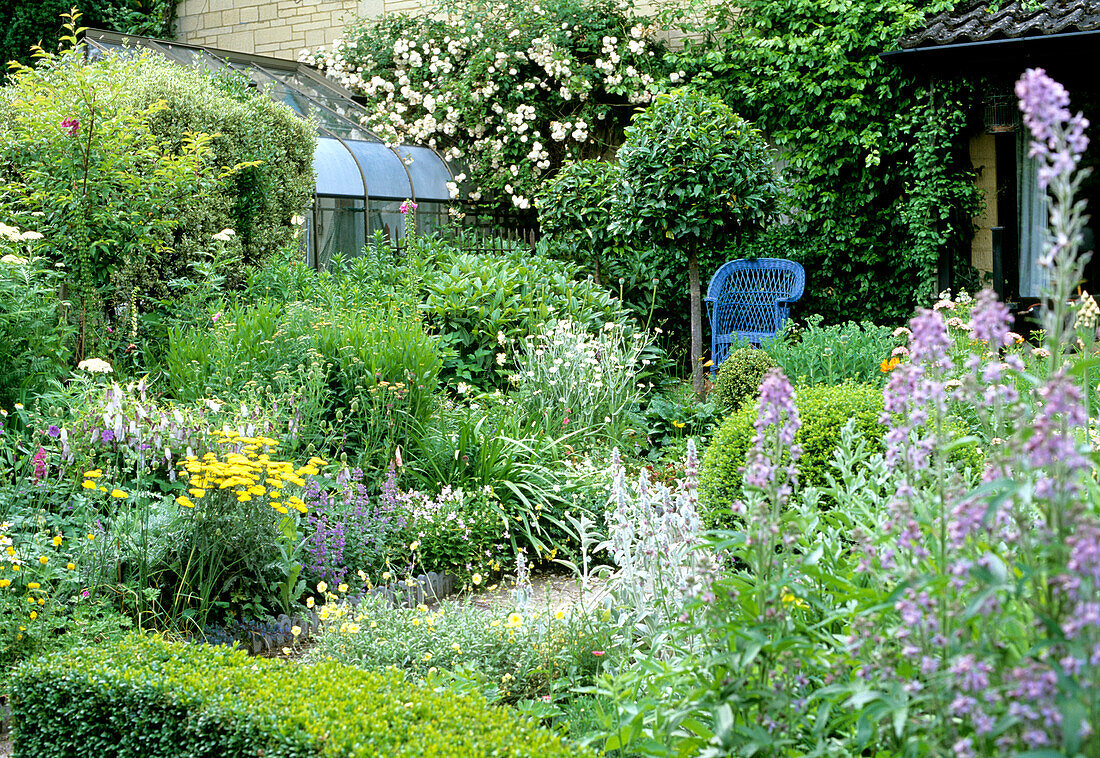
[668,0,982,323]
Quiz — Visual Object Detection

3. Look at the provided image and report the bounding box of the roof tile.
[899,0,1100,49]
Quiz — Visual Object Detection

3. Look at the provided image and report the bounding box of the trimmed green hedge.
[712,348,777,413]
[12,633,594,758]
[700,382,885,524]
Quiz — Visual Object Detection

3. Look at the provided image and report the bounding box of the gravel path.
[450,570,608,616]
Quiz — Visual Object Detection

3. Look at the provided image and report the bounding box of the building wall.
[969,132,998,275]
[175,0,701,60]
[176,0,417,60]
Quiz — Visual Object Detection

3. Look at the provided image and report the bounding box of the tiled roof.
[899,0,1100,49]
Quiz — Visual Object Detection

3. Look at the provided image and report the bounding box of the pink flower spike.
[399,200,418,215]
[592,650,605,656]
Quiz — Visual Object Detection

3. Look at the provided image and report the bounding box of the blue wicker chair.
[705,258,805,369]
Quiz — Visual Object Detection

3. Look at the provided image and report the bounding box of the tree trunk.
[689,247,705,401]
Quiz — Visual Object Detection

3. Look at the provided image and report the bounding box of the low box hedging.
[11,633,595,758]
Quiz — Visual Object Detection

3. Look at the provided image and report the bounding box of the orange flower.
[880,356,901,373]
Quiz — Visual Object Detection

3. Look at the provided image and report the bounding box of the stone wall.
[176,0,417,61]
[174,0,707,60]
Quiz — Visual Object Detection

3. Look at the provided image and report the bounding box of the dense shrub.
[675,0,981,321]
[115,56,316,275]
[0,0,174,70]
[416,244,642,386]
[699,382,884,521]
[12,633,593,757]
[712,348,777,413]
[0,25,313,364]
[0,24,218,358]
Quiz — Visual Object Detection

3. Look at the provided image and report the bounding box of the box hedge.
[11,633,594,758]
[699,382,885,524]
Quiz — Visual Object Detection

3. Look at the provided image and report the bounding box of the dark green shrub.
[416,243,643,386]
[699,382,884,522]
[712,348,778,413]
[12,633,592,757]
[116,56,316,275]
[0,0,174,70]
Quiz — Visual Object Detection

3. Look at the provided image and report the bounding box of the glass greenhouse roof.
[83,29,457,203]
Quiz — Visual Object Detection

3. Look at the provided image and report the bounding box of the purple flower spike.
[969,289,1013,347]
[1016,68,1090,190]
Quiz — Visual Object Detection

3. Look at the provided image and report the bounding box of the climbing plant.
[302,0,675,219]
[1,0,176,71]
[665,0,981,322]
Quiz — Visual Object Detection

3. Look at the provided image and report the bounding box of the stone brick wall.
[176,0,385,60]
[175,0,709,60]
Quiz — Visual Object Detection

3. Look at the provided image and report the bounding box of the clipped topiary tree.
[712,347,777,413]
[611,89,779,398]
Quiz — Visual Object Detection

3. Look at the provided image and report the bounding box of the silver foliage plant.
[601,440,721,627]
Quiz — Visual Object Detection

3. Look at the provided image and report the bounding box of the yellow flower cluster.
[177,431,325,515]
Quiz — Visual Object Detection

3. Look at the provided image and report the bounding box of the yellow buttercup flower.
[38,556,48,565]
[66,562,75,570]
[27,582,40,590]
[51,535,62,547]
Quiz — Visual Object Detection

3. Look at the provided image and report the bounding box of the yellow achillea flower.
[83,470,102,478]
[0,579,10,588]
[176,496,195,508]
[188,488,205,498]
[81,480,96,490]
[110,489,128,499]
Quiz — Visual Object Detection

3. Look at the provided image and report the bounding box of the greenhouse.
[84,29,459,268]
